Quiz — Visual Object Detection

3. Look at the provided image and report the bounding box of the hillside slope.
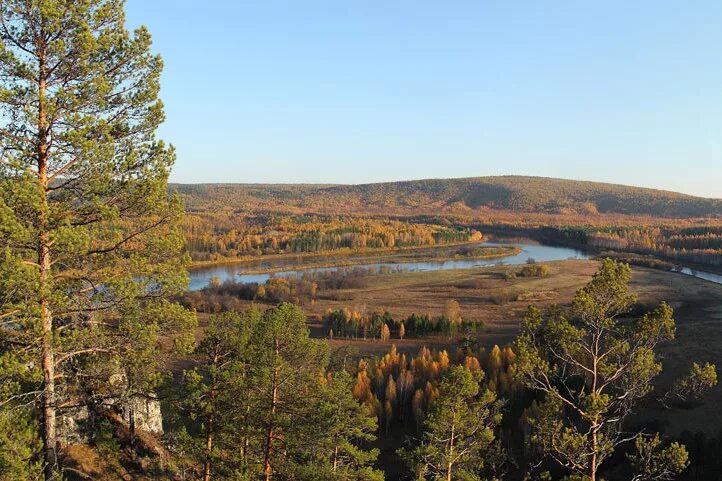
[171,176,722,219]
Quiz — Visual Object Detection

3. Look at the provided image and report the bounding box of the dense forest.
[486,225,722,270]
[180,210,722,271]
[586,227,722,267]
[183,214,482,262]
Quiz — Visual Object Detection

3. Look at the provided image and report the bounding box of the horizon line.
[168,174,722,200]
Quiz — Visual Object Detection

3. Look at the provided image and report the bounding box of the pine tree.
[303,370,383,481]
[177,309,258,481]
[249,303,330,480]
[0,408,43,480]
[0,314,43,479]
[401,365,503,481]
[0,2,194,478]
[514,259,717,481]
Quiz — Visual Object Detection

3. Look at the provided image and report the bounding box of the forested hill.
[171,176,722,219]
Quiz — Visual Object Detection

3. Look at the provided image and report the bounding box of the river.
[188,242,589,290]
[188,240,722,291]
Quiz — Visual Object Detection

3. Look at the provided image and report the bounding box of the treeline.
[483,224,722,270]
[324,300,484,339]
[586,227,722,267]
[182,213,482,262]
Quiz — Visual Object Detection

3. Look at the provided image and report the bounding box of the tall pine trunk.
[203,379,217,481]
[203,411,214,481]
[588,430,598,481]
[40,238,56,481]
[446,412,456,481]
[263,339,280,481]
[37,35,58,481]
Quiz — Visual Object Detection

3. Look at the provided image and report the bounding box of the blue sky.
[125,1,722,197]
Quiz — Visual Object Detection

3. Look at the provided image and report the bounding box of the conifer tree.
[249,303,330,480]
[177,309,258,481]
[401,365,503,481]
[0,1,194,478]
[0,408,42,479]
[303,369,383,481]
[514,259,717,481]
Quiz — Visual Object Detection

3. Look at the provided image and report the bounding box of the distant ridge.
[171,176,722,219]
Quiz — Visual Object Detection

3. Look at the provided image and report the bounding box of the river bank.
[208,245,520,277]
[188,241,586,290]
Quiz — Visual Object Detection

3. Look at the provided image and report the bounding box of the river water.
[188,242,589,290]
[677,266,722,285]
[188,241,722,291]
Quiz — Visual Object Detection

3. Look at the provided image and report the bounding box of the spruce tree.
[0,1,194,478]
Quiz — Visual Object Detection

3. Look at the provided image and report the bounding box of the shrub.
[519,264,549,278]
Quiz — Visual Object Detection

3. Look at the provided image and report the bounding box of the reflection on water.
[677,267,722,285]
[188,242,589,290]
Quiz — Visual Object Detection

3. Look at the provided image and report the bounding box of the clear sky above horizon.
[125,1,722,198]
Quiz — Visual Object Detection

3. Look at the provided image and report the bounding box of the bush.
[519,264,549,278]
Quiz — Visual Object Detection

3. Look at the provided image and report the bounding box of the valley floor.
[198,258,722,436]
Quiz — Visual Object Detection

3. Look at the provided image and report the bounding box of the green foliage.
[173,309,259,479]
[0,331,43,479]
[94,419,121,461]
[324,309,484,340]
[663,362,718,407]
[0,408,43,480]
[400,365,503,480]
[629,434,689,481]
[168,305,381,480]
[301,370,383,480]
[514,259,716,480]
[0,0,196,477]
